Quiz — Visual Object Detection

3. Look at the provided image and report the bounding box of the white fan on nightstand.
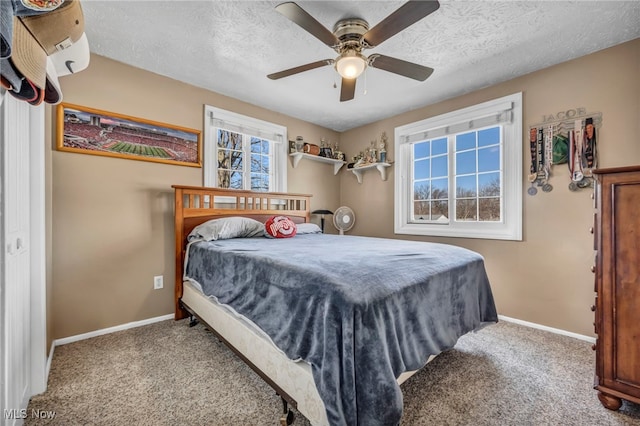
[333,206,355,235]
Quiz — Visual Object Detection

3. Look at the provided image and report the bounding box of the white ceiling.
[81,1,640,132]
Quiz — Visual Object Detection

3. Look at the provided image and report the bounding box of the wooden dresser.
[592,165,640,410]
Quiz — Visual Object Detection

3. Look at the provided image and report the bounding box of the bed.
[172,185,498,426]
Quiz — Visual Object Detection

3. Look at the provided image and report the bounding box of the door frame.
[29,102,47,396]
[0,91,48,417]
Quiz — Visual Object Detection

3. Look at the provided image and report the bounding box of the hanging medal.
[583,117,596,176]
[537,128,545,185]
[568,129,577,191]
[572,119,584,182]
[542,125,553,192]
[528,174,538,195]
[528,128,538,195]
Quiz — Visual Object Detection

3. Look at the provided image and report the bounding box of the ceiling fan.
[267,1,440,102]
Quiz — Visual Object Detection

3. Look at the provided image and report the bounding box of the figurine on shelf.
[333,142,345,162]
[369,140,378,163]
[379,132,387,163]
[347,156,357,169]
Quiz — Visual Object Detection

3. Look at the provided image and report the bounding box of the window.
[204,105,287,192]
[394,93,522,240]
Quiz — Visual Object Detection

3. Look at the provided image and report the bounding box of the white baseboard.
[498,315,596,344]
[54,314,174,347]
[46,341,55,385]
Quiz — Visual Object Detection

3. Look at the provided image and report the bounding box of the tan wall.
[339,39,640,337]
[47,54,340,340]
[47,39,638,342]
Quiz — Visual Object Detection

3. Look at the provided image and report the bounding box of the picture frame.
[319,147,333,158]
[56,103,201,167]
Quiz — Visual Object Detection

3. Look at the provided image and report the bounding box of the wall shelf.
[289,153,345,175]
[351,162,391,184]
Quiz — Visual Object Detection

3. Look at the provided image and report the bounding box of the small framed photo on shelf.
[319,147,333,158]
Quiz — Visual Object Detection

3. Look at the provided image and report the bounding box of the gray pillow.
[188,217,265,241]
[296,223,322,235]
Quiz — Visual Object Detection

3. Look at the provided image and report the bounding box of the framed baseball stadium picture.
[56,103,202,167]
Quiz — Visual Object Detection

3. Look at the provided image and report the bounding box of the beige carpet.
[26,320,640,425]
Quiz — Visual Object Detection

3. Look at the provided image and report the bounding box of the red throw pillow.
[265,216,297,238]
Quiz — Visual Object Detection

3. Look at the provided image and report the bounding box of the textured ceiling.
[81,1,640,132]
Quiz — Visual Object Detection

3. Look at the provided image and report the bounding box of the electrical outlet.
[153,275,163,290]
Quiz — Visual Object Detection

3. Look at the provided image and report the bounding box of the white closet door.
[1,93,32,425]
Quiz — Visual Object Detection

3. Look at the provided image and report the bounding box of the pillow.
[296,223,322,235]
[188,217,265,242]
[264,216,297,239]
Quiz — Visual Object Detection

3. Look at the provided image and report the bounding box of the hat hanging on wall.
[0,0,14,58]
[0,0,90,105]
[2,0,63,58]
[14,0,65,14]
[8,16,47,105]
[20,0,85,53]
[0,57,24,91]
[11,16,47,90]
[49,32,90,76]
[19,0,90,78]
[44,56,62,104]
[1,59,39,103]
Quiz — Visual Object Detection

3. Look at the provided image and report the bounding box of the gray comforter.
[184,234,497,426]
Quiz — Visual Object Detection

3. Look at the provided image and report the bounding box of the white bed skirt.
[182,280,428,425]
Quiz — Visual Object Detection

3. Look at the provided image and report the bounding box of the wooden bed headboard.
[172,185,312,319]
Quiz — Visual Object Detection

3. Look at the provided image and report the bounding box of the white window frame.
[394,92,522,241]
[204,105,287,192]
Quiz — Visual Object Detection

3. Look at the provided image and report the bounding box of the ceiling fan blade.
[275,2,340,48]
[362,1,440,48]
[340,78,356,102]
[268,59,333,80]
[368,54,434,81]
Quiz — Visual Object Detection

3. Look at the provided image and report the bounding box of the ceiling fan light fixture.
[335,50,367,79]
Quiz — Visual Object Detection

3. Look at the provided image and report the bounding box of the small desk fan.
[333,206,355,235]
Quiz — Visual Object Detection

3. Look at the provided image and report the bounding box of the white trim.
[46,341,55,383]
[203,105,287,193]
[498,315,596,343]
[54,314,174,346]
[0,90,5,419]
[30,104,47,396]
[394,92,522,241]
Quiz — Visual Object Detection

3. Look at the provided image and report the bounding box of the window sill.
[394,222,522,241]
